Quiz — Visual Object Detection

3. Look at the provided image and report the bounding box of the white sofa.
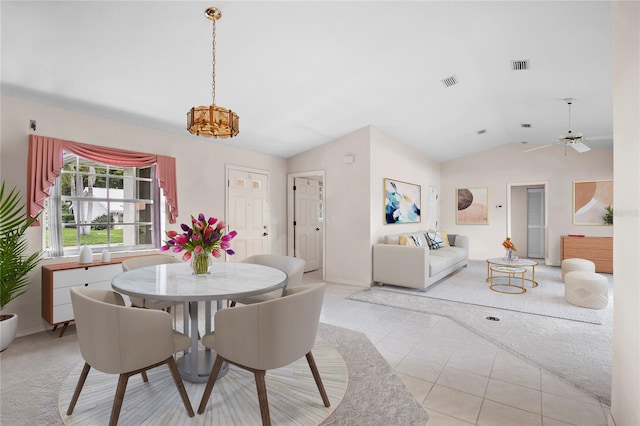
[373,231,469,290]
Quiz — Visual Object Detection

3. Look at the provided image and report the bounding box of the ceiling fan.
[525,98,598,154]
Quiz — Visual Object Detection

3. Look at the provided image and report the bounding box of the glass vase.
[506,249,514,261]
[191,253,211,275]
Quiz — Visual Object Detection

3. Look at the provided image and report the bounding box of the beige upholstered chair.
[121,254,181,309]
[67,287,194,425]
[230,254,306,306]
[198,282,329,425]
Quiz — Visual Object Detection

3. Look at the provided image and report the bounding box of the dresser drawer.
[51,264,122,289]
[52,279,114,306]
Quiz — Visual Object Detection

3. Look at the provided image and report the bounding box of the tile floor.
[306,272,611,426]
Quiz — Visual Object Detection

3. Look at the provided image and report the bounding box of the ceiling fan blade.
[570,142,591,153]
[524,144,553,153]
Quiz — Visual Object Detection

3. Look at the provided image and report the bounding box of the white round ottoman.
[564,271,609,309]
[561,258,595,282]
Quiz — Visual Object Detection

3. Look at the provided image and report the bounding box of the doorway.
[287,171,325,278]
[507,182,548,263]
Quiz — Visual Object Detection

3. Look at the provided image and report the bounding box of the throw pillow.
[410,235,423,247]
[399,235,414,246]
[425,232,444,250]
[439,230,451,247]
[447,233,458,246]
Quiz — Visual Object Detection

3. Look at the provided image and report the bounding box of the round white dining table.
[111,261,287,383]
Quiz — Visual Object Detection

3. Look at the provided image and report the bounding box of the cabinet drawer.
[53,303,74,324]
[52,280,113,306]
[52,264,122,288]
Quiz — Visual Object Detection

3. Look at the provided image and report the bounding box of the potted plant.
[603,205,613,225]
[0,181,42,351]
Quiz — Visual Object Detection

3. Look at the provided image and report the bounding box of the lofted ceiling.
[1,1,613,162]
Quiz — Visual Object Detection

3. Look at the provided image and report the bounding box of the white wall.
[610,1,640,425]
[370,126,441,243]
[439,143,613,263]
[1,95,288,336]
[287,126,372,286]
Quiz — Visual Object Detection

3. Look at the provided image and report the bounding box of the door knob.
[315,228,320,231]
[263,232,268,236]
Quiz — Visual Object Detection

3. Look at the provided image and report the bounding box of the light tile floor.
[307,272,611,426]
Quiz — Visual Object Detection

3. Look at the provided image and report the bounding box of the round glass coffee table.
[486,258,538,291]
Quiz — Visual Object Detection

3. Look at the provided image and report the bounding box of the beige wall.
[1,95,288,336]
[287,126,372,286]
[440,143,613,263]
[287,125,440,286]
[370,126,441,242]
[611,1,640,425]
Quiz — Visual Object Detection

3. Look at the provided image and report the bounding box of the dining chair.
[229,254,305,306]
[67,287,194,425]
[121,254,181,310]
[197,282,329,425]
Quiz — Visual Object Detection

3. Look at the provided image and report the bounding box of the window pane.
[45,153,160,256]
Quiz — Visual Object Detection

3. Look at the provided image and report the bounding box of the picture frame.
[456,187,488,225]
[384,178,421,224]
[573,179,613,225]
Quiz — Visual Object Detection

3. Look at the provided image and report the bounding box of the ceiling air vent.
[511,60,530,71]
[521,123,532,128]
[441,75,458,88]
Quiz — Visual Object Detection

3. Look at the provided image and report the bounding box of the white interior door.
[227,168,269,261]
[294,177,321,272]
[527,188,545,258]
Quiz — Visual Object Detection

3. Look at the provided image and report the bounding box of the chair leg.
[140,371,149,382]
[109,374,129,426]
[167,356,195,417]
[255,370,271,426]
[197,355,225,414]
[306,351,330,407]
[67,362,91,415]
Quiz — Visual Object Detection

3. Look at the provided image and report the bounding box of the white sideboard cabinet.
[42,260,124,337]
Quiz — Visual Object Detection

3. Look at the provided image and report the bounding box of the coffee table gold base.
[489,265,527,294]
[486,258,538,289]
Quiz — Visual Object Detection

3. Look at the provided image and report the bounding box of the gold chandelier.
[187,7,239,138]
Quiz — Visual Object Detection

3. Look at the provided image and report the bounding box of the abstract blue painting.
[385,178,421,224]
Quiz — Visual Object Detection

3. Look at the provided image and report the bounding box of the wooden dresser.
[560,236,613,273]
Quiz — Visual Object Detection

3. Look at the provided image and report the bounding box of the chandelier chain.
[211,19,216,105]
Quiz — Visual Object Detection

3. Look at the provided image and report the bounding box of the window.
[43,153,163,256]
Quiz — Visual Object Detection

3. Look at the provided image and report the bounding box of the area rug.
[354,260,611,325]
[58,337,347,425]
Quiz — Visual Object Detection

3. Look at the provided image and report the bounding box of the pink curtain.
[27,135,179,224]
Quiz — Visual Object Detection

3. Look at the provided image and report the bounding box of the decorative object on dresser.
[560,235,613,273]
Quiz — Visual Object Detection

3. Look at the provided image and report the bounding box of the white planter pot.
[0,313,18,352]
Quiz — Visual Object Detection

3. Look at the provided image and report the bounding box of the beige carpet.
[59,337,347,425]
[362,260,609,324]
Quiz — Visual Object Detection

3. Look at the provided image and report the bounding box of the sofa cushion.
[438,231,451,247]
[425,232,445,250]
[409,234,423,247]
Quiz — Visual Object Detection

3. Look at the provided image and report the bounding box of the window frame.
[42,153,164,257]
